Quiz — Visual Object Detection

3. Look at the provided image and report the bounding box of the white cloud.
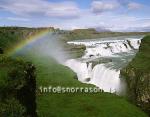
[0,0,149,32]
[128,2,142,10]
[46,2,80,19]
[0,0,80,19]
[7,17,30,21]
[91,1,119,14]
[54,12,150,32]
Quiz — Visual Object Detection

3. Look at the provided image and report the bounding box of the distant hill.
[95,27,111,32]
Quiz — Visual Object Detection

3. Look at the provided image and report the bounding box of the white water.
[90,64,120,92]
[68,38,141,58]
[65,59,92,82]
[65,36,142,93]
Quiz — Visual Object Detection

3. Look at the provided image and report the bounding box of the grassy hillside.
[0,27,53,53]
[128,35,150,70]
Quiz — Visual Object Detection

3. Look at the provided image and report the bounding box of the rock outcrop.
[121,35,150,115]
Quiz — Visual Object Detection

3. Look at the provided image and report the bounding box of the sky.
[0,0,150,31]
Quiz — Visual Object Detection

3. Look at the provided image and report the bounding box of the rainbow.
[6,29,50,56]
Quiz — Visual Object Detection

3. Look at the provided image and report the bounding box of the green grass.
[129,35,150,71]
[18,53,148,117]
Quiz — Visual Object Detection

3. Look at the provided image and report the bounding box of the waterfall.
[65,36,142,93]
[68,38,141,58]
[90,64,120,93]
[65,60,121,93]
[65,59,92,82]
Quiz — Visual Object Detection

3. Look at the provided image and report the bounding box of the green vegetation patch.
[0,55,37,117]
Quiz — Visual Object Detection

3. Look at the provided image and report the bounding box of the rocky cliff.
[121,35,150,115]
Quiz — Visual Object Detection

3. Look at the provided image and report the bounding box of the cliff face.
[121,35,150,115]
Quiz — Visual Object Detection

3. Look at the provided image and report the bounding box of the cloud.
[7,17,30,21]
[91,1,119,14]
[127,2,142,10]
[0,0,149,32]
[54,12,150,32]
[117,0,129,6]
[46,2,80,19]
[117,0,143,10]
[0,0,80,19]
[91,0,144,14]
